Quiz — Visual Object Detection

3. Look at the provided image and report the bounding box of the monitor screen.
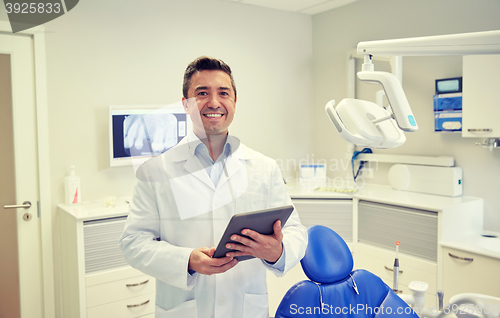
[109,104,190,167]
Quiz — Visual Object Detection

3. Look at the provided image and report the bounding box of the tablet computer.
[213,205,294,261]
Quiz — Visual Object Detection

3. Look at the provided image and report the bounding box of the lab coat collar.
[167,131,252,191]
[169,131,252,163]
[191,134,233,162]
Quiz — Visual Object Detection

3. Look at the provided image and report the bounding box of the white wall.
[312,0,500,231]
[43,0,312,313]
[45,0,313,203]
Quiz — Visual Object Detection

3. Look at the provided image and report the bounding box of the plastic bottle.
[65,165,81,204]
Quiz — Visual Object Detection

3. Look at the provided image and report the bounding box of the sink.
[449,293,500,318]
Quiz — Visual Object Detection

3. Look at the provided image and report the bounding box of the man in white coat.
[119,56,308,318]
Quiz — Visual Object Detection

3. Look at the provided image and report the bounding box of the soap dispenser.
[65,165,81,204]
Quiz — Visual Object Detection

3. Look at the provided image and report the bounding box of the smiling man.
[182,63,237,161]
[120,56,307,318]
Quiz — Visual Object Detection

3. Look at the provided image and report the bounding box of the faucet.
[475,138,500,151]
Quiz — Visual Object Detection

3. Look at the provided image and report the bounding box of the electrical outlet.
[362,168,374,179]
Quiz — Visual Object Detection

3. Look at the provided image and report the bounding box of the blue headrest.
[300,225,354,284]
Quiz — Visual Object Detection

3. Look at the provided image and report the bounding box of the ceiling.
[223,0,359,15]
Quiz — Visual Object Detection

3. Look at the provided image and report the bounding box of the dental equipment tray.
[212,205,294,261]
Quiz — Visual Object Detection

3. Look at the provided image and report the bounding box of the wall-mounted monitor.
[109,103,191,167]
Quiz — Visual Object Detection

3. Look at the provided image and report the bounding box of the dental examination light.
[326,30,500,149]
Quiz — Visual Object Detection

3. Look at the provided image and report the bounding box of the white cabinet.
[355,201,439,306]
[59,200,155,318]
[356,243,437,305]
[442,246,500,304]
[352,189,483,308]
[462,55,500,138]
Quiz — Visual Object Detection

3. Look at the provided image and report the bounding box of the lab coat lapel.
[217,145,248,196]
[183,154,215,191]
[167,136,216,220]
[169,135,215,191]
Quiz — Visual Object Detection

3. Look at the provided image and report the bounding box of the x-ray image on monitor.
[124,113,180,157]
[109,105,188,167]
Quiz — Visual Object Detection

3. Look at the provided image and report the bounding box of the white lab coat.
[119,135,308,318]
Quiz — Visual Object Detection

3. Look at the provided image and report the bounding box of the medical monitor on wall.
[109,104,191,167]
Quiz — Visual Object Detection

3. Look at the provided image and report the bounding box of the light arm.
[357,30,500,56]
[357,70,418,132]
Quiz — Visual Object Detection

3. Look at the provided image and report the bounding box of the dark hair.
[183,56,237,99]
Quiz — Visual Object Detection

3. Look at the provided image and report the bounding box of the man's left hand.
[225,220,283,263]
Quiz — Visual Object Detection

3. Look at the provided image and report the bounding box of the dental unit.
[325,30,500,149]
[324,30,500,316]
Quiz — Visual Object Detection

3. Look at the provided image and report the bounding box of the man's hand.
[225,220,284,263]
[188,247,238,275]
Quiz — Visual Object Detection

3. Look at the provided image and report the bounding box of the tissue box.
[434,111,462,132]
[433,93,462,111]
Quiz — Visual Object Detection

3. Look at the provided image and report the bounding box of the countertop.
[441,232,500,260]
[289,183,497,259]
[288,183,482,212]
[59,184,495,259]
[58,196,131,221]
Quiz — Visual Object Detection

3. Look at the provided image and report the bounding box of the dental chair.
[275,225,419,318]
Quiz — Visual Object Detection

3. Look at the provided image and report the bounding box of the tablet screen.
[213,205,294,261]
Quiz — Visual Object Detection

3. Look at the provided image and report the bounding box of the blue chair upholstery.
[275,225,418,318]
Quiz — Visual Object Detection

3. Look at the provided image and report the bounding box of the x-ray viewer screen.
[111,108,187,162]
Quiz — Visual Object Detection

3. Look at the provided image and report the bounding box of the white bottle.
[65,165,81,204]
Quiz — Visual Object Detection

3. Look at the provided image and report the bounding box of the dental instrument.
[326,30,500,148]
[393,241,400,293]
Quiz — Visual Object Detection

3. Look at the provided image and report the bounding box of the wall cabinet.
[463,55,500,138]
[442,246,500,303]
[59,200,155,318]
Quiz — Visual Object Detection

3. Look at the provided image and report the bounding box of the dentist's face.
[183,70,237,137]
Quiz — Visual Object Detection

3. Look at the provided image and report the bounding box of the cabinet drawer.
[86,273,155,308]
[356,243,437,294]
[442,246,500,303]
[87,293,155,318]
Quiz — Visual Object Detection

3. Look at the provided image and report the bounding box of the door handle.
[126,279,149,287]
[4,201,31,209]
[448,252,473,262]
[127,300,150,308]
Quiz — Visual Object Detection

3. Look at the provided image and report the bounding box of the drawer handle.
[468,128,492,132]
[384,266,403,274]
[126,279,149,287]
[448,253,473,262]
[127,299,150,308]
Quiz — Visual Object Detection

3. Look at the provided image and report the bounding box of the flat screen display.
[109,105,189,167]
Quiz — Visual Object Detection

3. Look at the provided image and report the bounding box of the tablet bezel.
[212,205,294,261]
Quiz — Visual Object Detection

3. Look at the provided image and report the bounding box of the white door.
[0,34,44,318]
